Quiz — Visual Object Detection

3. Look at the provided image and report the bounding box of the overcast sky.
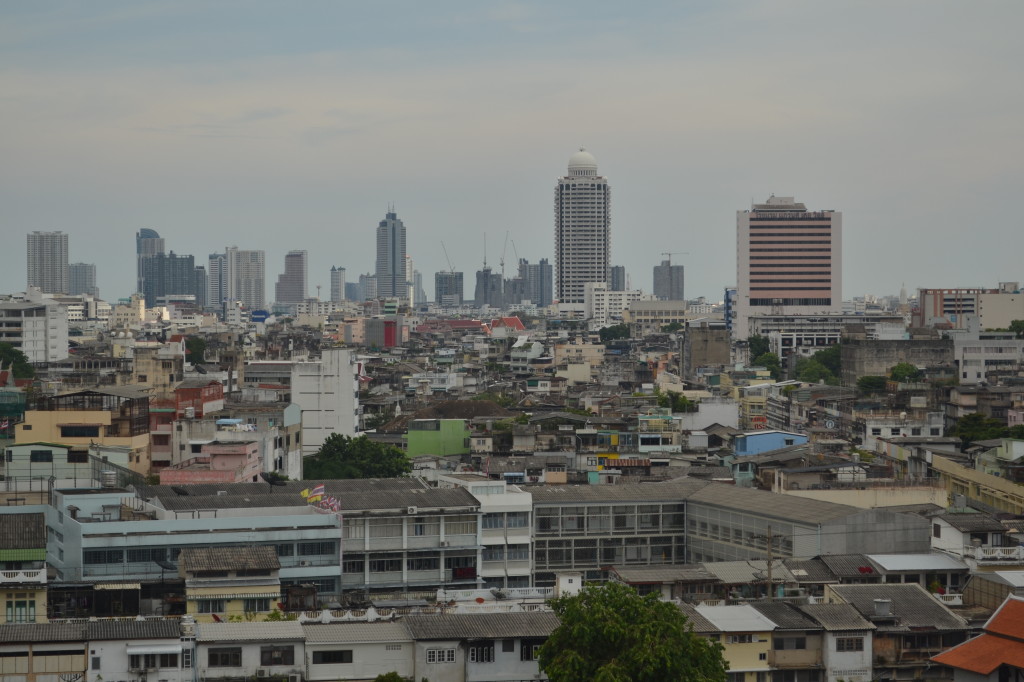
[3,1,1022,304]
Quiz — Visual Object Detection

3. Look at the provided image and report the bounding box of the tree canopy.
[599,324,631,344]
[538,582,728,682]
[889,362,921,382]
[184,336,206,364]
[303,434,411,479]
[1011,320,1024,339]
[952,413,1024,447]
[0,342,34,379]
[747,335,770,359]
[752,352,782,381]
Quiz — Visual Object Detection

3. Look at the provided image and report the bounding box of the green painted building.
[404,418,471,457]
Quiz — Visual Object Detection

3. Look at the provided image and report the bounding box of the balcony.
[962,546,1024,563]
[0,568,46,585]
[767,650,823,668]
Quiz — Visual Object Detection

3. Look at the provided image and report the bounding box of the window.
[369,558,402,572]
[275,543,294,557]
[502,639,515,653]
[342,558,365,574]
[5,596,36,623]
[312,650,353,664]
[836,637,864,652]
[29,450,54,463]
[84,549,124,565]
[933,524,942,539]
[469,642,494,663]
[128,547,166,563]
[426,648,456,663]
[298,541,336,556]
[727,634,755,644]
[407,556,440,571]
[130,653,178,669]
[197,599,225,613]
[92,656,101,670]
[870,428,882,436]
[260,646,295,666]
[774,637,806,650]
[60,425,100,438]
[208,648,241,667]
[182,649,192,669]
[521,639,544,661]
[67,451,88,463]
[244,598,270,612]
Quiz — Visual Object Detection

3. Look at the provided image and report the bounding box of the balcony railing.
[962,546,1024,562]
[0,569,46,584]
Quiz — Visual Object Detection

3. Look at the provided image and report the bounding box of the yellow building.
[14,387,152,474]
[180,546,282,623]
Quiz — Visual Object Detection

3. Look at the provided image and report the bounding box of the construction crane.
[499,231,510,282]
[661,251,689,264]
[441,240,456,273]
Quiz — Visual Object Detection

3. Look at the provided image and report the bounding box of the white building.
[292,348,360,455]
[555,148,611,310]
[26,230,69,294]
[583,282,651,329]
[0,300,68,363]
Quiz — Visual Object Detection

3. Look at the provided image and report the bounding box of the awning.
[94,582,141,590]
[126,643,182,655]
[186,592,280,600]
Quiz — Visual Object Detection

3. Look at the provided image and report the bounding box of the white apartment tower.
[330,266,346,303]
[212,247,266,310]
[735,195,842,337]
[274,250,308,304]
[26,231,69,294]
[554,148,611,307]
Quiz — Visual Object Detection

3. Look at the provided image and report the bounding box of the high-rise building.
[68,263,98,298]
[610,265,626,292]
[274,250,308,304]
[735,195,842,337]
[653,260,685,301]
[358,274,378,302]
[330,266,346,303]
[140,252,205,307]
[227,247,266,310]
[207,252,228,311]
[474,267,503,308]
[375,211,407,300]
[513,258,553,307]
[435,271,464,305]
[136,229,165,294]
[26,231,69,294]
[554,148,610,307]
[413,270,426,306]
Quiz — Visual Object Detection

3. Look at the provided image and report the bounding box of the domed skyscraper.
[554,148,611,307]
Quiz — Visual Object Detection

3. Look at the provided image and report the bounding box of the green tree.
[656,390,697,413]
[303,434,411,479]
[951,413,1008,447]
[747,335,770,360]
[539,582,727,682]
[1008,425,1024,440]
[857,375,889,394]
[1010,320,1024,339]
[184,336,207,364]
[599,324,631,344]
[795,357,836,385]
[372,674,410,682]
[0,342,34,379]
[813,344,842,376]
[889,362,921,382]
[661,322,684,333]
[752,352,782,381]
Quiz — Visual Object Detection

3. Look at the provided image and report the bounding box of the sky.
[2,1,1023,304]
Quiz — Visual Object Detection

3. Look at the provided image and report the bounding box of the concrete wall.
[840,338,953,386]
[779,486,948,509]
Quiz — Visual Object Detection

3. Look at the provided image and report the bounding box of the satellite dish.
[171,487,189,496]
[260,472,287,487]
[155,559,176,571]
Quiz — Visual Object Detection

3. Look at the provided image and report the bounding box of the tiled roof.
[196,621,304,642]
[0,622,86,642]
[181,546,280,572]
[935,511,1006,533]
[610,564,719,584]
[932,633,1024,675]
[0,512,46,549]
[302,621,412,644]
[783,559,839,584]
[751,602,821,631]
[401,612,560,640]
[678,603,719,634]
[817,554,874,579]
[700,560,796,585]
[828,584,968,631]
[798,604,875,632]
[87,620,181,640]
[984,594,1024,639]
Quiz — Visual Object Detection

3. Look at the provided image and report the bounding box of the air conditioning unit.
[257,670,269,678]
[441,540,451,547]
[289,675,302,682]
[407,506,418,515]
[299,560,310,567]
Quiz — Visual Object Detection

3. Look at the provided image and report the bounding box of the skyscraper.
[330,266,346,303]
[275,250,308,304]
[227,247,266,310]
[69,263,98,297]
[474,267,503,308]
[554,148,610,306]
[141,252,204,306]
[136,228,165,294]
[435,271,464,305]
[207,252,228,311]
[610,265,626,292]
[375,211,407,300]
[26,231,69,294]
[653,260,685,301]
[735,195,842,337]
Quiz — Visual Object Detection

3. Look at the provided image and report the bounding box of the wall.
[779,486,948,509]
[840,338,953,386]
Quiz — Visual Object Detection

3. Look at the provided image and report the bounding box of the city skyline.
[2,3,1022,303]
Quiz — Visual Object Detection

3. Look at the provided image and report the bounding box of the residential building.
[521,258,553,307]
[405,419,471,457]
[932,593,1024,681]
[68,262,98,298]
[329,265,346,303]
[304,621,415,681]
[26,230,69,294]
[0,513,48,624]
[735,196,842,338]
[0,300,69,363]
[225,246,266,310]
[474,266,503,308]
[653,259,685,301]
[275,250,308,305]
[914,282,1024,330]
[195,621,305,680]
[798,603,875,682]
[291,348,360,455]
[206,251,227,311]
[623,300,694,336]
[180,546,281,622]
[555,148,611,308]
[375,211,408,301]
[583,282,649,328]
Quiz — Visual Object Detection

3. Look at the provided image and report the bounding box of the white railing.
[963,546,1024,562]
[934,593,963,606]
[437,587,553,602]
[0,569,46,584]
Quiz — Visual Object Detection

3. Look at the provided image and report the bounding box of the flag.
[299,488,310,499]
[307,483,325,503]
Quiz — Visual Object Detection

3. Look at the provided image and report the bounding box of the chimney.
[873,598,892,617]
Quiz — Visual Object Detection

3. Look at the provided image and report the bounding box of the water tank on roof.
[100,470,117,488]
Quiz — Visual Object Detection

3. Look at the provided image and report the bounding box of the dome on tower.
[568,147,598,174]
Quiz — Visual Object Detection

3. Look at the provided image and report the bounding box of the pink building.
[159,439,261,485]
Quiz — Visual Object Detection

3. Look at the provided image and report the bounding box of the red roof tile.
[986,595,1024,640]
[932,633,1024,674]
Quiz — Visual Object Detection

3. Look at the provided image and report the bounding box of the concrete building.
[840,337,954,387]
[136,228,165,294]
[0,300,69,363]
[748,314,906,364]
[68,263,98,298]
[435,271,464,305]
[225,247,266,310]
[914,282,1024,330]
[555,148,611,308]
[275,250,308,305]
[26,231,69,294]
[583,282,649,328]
[375,211,408,301]
[610,265,626,292]
[329,265,346,303]
[653,259,685,301]
[735,196,842,338]
[291,348,360,455]
[140,252,205,307]
[473,267,503,308]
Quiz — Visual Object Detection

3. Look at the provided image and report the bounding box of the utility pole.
[765,526,774,600]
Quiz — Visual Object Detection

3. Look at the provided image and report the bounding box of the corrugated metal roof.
[531,479,710,505]
[0,512,46,549]
[865,553,968,573]
[817,554,873,579]
[196,621,304,642]
[302,621,412,644]
[402,612,560,640]
[751,602,820,631]
[611,564,719,584]
[700,560,795,585]
[181,545,280,572]
[678,603,719,634]
[828,584,968,631]
[783,559,839,584]
[935,511,1006,533]
[88,620,181,640]
[0,622,86,642]
[695,604,777,632]
[797,604,875,632]
[686,485,862,525]
[155,485,478,513]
